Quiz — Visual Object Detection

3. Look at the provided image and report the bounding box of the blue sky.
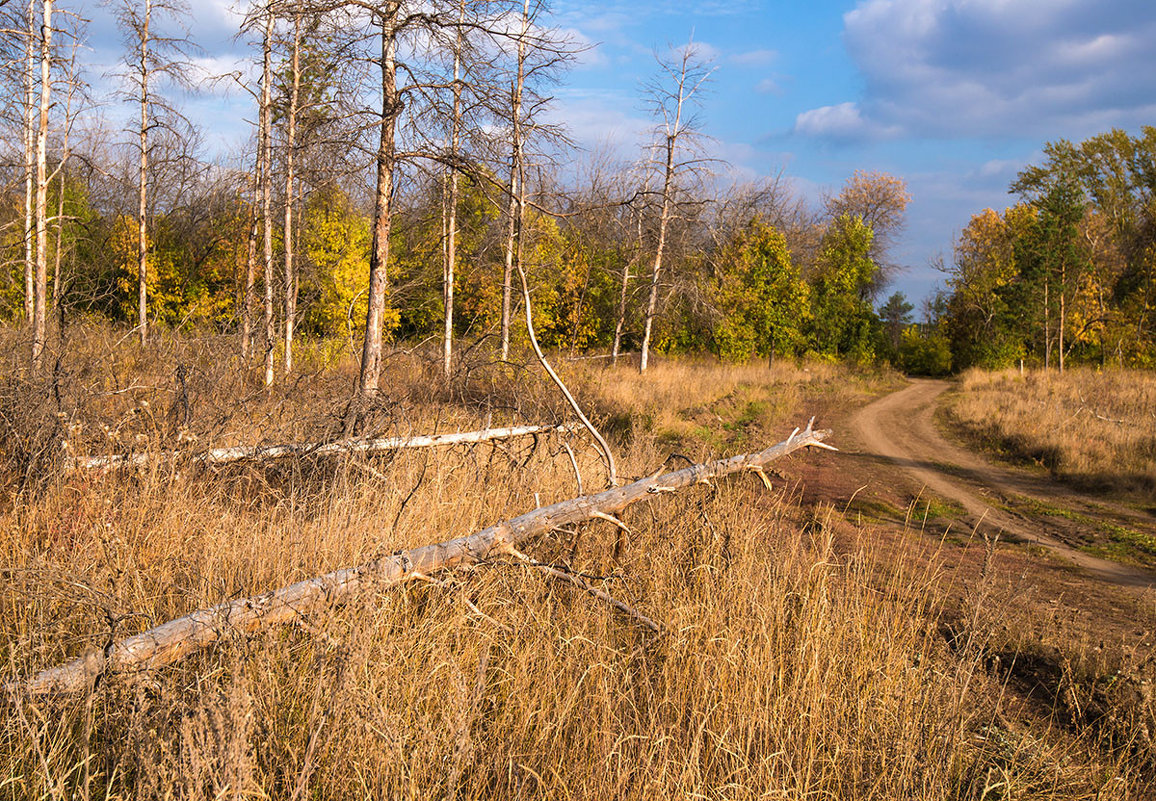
[78,0,1156,309]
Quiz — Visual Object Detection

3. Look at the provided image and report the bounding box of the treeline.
[0,0,925,384]
[8,3,1145,380]
[935,128,1156,371]
[0,151,916,367]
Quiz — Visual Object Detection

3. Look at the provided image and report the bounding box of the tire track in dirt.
[851,379,1155,590]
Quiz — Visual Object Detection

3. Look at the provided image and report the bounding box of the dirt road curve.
[851,379,1155,589]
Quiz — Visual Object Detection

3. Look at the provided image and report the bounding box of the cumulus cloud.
[793,101,900,140]
[730,48,778,67]
[813,0,1156,140]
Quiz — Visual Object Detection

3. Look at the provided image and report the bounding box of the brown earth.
[852,379,1156,589]
[784,377,1156,673]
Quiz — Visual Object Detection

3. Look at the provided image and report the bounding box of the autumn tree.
[824,170,910,298]
[711,218,810,365]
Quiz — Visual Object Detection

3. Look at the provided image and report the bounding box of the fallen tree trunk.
[16,421,833,696]
[64,423,576,471]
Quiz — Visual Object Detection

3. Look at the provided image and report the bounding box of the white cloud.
[730,48,777,68]
[755,77,783,95]
[833,0,1156,139]
[793,102,900,140]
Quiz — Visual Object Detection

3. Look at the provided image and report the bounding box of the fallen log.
[64,423,577,471]
[15,421,834,696]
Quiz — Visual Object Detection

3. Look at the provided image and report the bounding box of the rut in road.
[851,379,1154,590]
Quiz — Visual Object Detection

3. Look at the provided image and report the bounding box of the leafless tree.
[30,0,53,369]
[638,40,713,373]
[440,0,465,380]
[109,0,197,348]
[281,6,301,374]
[22,0,35,324]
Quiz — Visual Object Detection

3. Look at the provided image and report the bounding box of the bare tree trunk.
[1059,260,1065,374]
[611,201,644,366]
[500,157,518,360]
[282,11,300,376]
[499,0,528,362]
[640,138,674,373]
[1043,273,1050,370]
[357,2,400,399]
[241,169,258,358]
[67,423,576,470]
[51,169,64,309]
[442,0,463,381]
[23,0,35,324]
[136,0,151,348]
[31,0,51,370]
[260,9,275,387]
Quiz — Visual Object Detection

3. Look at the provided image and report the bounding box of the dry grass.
[0,326,1151,799]
[946,368,1156,498]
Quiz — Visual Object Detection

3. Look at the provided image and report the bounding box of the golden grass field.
[946,368,1156,500]
[1,326,1153,799]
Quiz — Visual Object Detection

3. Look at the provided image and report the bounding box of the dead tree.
[22,0,35,324]
[498,0,529,361]
[110,0,196,348]
[355,0,402,399]
[282,7,301,375]
[260,7,275,385]
[14,422,834,696]
[30,0,52,369]
[638,41,713,373]
[441,0,465,380]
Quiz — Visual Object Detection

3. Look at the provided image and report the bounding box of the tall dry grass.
[947,368,1156,497]
[0,326,1149,798]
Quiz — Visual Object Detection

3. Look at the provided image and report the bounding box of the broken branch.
[65,424,578,471]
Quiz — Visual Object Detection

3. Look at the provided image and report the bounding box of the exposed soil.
[781,377,1156,677]
[851,379,1156,589]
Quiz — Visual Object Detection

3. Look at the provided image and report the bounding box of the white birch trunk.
[282,12,300,376]
[31,0,51,370]
[137,0,151,348]
[261,10,275,386]
[358,2,401,399]
[23,0,35,324]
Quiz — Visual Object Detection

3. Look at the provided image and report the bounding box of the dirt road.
[851,379,1155,589]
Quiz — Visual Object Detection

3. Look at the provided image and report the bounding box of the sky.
[75,0,1156,310]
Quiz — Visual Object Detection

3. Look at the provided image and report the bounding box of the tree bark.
[261,8,275,386]
[22,0,35,324]
[20,423,833,695]
[30,0,51,370]
[499,0,528,362]
[442,0,463,381]
[611,200,645,366]
[639,135,674,374]
[282,11,301,376]
[65,423,577,471]
[137,0,152,348]
[241,169,258,358]
[500,156,518,360]
[357,1,401,399]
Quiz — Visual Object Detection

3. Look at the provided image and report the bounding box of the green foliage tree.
[711,218,810,364]
[878,290,913,358]
[809,214,880,362]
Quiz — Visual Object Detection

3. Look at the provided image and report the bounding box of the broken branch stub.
[15,422,834,696]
